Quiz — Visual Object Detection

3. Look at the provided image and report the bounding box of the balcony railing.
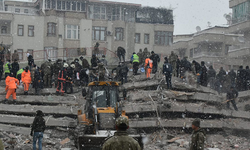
[193,52,223,58]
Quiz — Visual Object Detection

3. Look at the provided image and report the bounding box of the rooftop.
[89,0,141,7]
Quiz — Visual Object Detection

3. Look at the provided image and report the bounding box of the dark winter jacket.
[207,68,216,79]
[237,68,247,82]
[117,47,126,56]
[11,62,19,74]
[193,61,201,74]
[58,68,67,80]
[28,55,34,66]
[163,62,173,74]
[119,64,129,76]
[81,58,90,69]
[217,69,226,81]
[150,54,160,65]
[227,88,238,100]
[190,128,206,150]
[181,58,191,71]
[31,112,46,132]
[228,70,237,82]
[245,68,250,80]
[91,57,100,68]
[200,65,208,86]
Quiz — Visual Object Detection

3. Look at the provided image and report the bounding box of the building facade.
[0,0,174,63]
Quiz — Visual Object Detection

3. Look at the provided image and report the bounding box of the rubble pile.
[0,73,250,149]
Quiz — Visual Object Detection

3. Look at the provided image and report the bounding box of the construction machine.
[75,81,144,150]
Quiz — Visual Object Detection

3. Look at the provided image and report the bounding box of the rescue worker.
[4,72,19,104]
[11,59,19,78]
[180,56,191,79]
[102,117,141,150]
[150,51,160,74]
[97,62,106,81]
[236,66,246,91]
[192,60,201,84]
[79,68,89,86]
[245,66,250,90]
[91,54,99,68]
[30,64,37,88]
[112,63,122,81]
[119,63,129,84]
[207,66,216,89]
[41,59,53,88]
[21,66,31,95]
[144,55,153,79]
[28,54,34,71]
[190,119,206,150]
[12,50,19,62]
[137,49,143,65]
[93,42,100,56]
[228,69,237,87]
[100,55,108,66]
[30,110,46,150]
[4,60,11,78]
[53,59,63,87]
[33,66,43,95]
[217,67,226,85]
[200,61,208,87]
[56,63,68,96]
[176,57,181,78]
[117,47,126,62]
[142,48,150,65]
[169,51,178,76]
[16,68,24,82]
[163,58,173,89]
[0,59,3,82]
[80,56,90,69]
[131,52,139,75]
[226,86,238,111]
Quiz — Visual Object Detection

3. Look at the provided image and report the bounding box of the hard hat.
[71,64,75,68]
[64,63,69,68]
[115,116,129,127]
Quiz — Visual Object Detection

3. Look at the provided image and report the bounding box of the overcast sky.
[104,0,231,35]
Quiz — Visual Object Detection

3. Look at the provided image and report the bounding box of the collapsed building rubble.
[0,74,249,149]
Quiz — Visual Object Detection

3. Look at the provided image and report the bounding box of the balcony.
[193,52,223,59]
[229,0,248,8]
[228,44,250,58]
[0,34,12,45]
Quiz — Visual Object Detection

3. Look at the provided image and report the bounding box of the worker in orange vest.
[4,72,19,104]
[21,66,31,95]
[144,55,153,79]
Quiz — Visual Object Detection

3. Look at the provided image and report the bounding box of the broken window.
[92,26,106,41]
[154,31,173,46]
[135,33,140,44]
[66,25,79,39]
[47,22,56,36]
[115,28,123,41]
[144,34,150,44]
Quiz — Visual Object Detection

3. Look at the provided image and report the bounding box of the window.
[72,1,76,11]
[27,49,33,56]
[66,1,71,10]
[112,7,120,20]
[46,0,51,9]
[65,25,80,39]
[17,49,23,60]
[93,6,106,19]
[62,1,65,10]
[15,8,20,13]
[144,34,149,44]
[24,9,28,13]
[28,25,34,37]
[154,31,173,46]
[44,47,58,61]
[57,0,61,9]
[135,33,140,43]
[47,23,56,36]
[1,26,7,34]
[18,25,24,36]
[115,28,124,41]
[81,2,86,11]
[92,26,106,41]
[52,0,56,9]
[77,2,80,11]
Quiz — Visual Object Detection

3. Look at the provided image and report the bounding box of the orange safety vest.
[5,76,19,89]
[145,58,153,69]
[21,70,32,83]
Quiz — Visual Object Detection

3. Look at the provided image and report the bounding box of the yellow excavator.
[75,81,144,150]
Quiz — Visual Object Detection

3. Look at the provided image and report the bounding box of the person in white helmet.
[56,63,68,96]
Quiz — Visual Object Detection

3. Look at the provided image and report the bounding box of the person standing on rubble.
[226,86,238,111]
[200,61,208,87]
[117,47,126,62]
[30,110,46,150]
[207,66,216,89]
[11,59,19,78]
[53,59,63,87]
[91,54,100,68]
[150,51,160,74]
[4,72,19,104]
[119,62,129,84]
[169,51,178,76]
[56,63,68,96]
[176,57,181,78]
[163,58,173,89]
[80,56,90,69]
[112,63,122,81]
[100,55,108,66]
[0,59,3,82]
[21,66,31,95]
[190,119,206,150]
[41,59,53,88]
[4,59,11,78]
[137,49,143,65]
[102,117,141,150]
[145,55,153,79]
[131,52,139,75]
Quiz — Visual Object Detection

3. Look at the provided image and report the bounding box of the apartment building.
[0,0,174,63]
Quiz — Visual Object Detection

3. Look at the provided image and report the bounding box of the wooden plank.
[0,115,76,127]
[0,104,78,116]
